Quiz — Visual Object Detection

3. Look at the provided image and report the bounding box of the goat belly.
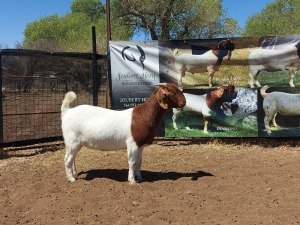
[267,93,300,116]
[249,47,299,70]
[182,93,207,114]
[83,137,128,150]
[186,65,208,74]
[176,52,217,65]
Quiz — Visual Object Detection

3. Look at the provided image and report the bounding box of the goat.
[172,85,237,133]
[248,41,300,88]
[61,83,186,184]
[220,88,258,127]
[173,39,234,89]
[260,85,300,135]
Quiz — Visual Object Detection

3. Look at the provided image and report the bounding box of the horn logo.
[121,45,145,70]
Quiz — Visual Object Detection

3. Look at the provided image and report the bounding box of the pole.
[0,52,3,144]
[92,26,98,106]
[106,0,112,42]
[106,0,112,108]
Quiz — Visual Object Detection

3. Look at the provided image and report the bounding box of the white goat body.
[174,52,218,88]
[61,83,186,184]
[260,86,300,134]
[174,39,234,88]
[173,93,211,133]
[62,105,132,150]
[249,41,300,88]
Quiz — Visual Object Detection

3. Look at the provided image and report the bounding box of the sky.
[0,0,273,48]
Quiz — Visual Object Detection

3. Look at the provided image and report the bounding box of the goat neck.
[131,91,168,147]
[212,39,234,65]
[212,49,228,66]
[205,88,225,111]
[296,41,300,58]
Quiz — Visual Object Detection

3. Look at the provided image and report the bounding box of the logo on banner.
[121,45,145,70]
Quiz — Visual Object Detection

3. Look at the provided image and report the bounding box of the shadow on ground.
[78,169,214,183]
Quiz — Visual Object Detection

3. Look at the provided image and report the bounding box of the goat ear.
[157,87,169,109]
[215,88,224,98]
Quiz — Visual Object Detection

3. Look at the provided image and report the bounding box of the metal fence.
[0,49,108,147]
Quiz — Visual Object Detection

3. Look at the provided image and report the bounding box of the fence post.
[92,26,98,106]
[0,52,3,144]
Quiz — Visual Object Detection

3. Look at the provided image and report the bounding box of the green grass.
[259,71,300,87]
[260,126,300,137]
[164,112,258,138]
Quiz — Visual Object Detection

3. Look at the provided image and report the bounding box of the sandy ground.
[1,138,300,225]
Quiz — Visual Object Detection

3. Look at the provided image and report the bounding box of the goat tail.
[61,91,77,115]
[260,86,269,98]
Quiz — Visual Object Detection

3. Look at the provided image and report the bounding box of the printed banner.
[109,41,160,109]
[109,35,300,137]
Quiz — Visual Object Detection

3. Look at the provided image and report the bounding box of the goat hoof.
[135,176,143,183]
[129,180,137,185]
[68,177,76,182]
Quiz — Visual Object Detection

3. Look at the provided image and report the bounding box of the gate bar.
[0,54,3,144]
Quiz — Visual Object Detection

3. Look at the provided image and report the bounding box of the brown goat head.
[218,39,235,60]
[154,83,186,110]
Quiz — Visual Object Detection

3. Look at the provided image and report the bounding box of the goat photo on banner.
[258,86,300,137]
[108,34,300,138]
[159,38,258,137]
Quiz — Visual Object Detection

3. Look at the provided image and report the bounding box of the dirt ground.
[1,138,300,225]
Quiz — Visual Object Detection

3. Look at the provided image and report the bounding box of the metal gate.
[0,49,107,147]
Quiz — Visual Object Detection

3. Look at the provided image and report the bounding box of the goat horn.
[150,83,168,87]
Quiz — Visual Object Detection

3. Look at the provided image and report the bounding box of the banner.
[109,35,300,137]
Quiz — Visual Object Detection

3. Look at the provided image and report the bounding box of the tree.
[111,0,240,40]
[23,0,132,53]
[243,0,300,36]
[71,0,105,21]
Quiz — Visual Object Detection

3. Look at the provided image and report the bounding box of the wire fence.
[0,49,108,147]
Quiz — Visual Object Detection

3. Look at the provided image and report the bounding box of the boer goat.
[172,85,237,133]
[173,39,234,89]
[249,41,300,88]
[220,88,258,126]
[61,83,186,184]
[260,86,300,135]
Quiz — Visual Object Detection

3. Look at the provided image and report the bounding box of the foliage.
[23,0,132,53]
[71,0,105,21]
[243,0,300,36]
[111,0,240,40]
